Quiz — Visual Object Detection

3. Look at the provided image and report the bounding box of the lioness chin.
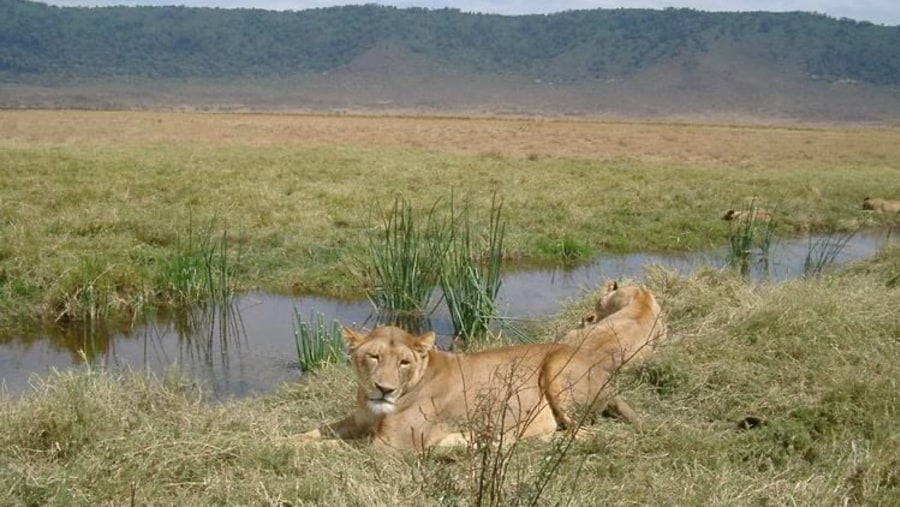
[295,325,640,451]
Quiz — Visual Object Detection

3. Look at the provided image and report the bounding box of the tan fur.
[560,282,667,370]
[721,208,773,222]
[294,325,639,451]
[862,197,900,214]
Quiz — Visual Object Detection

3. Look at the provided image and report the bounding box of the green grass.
[725,203,776,277]
[2,246,898,505]
[440,194,505,344]
[1,117,899,330]
[293,310,345,372]
[155,213,233,307]
[361,196,448,319]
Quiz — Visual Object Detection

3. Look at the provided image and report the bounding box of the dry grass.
[2,247,898,506]
[4,109,900,168]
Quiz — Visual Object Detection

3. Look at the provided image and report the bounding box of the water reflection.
[0,230,895,398]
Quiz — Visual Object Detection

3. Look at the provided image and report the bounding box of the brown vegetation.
[3,109,900,168]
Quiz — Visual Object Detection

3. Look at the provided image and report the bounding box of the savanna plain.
[1,110,899,505]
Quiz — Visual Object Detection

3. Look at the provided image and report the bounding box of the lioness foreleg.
[294,410,374,443]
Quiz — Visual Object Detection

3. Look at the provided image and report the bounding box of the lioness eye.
[399,359,411,367]
[368,354,379,362]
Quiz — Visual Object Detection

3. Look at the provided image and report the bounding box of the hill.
[2,0,900,121]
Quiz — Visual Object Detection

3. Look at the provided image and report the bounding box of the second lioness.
[862,197,900,214]
[296,325,640,451]
[560,282,667,369]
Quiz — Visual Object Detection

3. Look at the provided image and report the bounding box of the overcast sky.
[39,1,900,25]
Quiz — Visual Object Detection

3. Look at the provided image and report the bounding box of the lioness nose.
[375,384,395,396]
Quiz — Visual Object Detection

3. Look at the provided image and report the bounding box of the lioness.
[862,197,900,214]
[721,208,773,222]
[295,325,639,451]
[560,282,667,370]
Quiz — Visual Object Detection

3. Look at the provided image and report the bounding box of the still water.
[1,231,894,398]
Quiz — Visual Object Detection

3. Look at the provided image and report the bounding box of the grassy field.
[1,246,898,506]
[1,110,899,505]
[2,110,899,327]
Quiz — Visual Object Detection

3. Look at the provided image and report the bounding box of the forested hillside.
[2,0,899,86]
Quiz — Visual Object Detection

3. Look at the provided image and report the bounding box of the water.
[1,231,894,398]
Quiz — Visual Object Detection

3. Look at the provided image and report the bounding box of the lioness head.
[582,281,647,324]
[343,326,435,415]
[721,209,740,221]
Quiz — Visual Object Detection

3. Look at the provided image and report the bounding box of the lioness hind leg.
[604,396,642,431]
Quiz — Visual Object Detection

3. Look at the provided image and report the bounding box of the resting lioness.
[862,197,900,214]
[560,282,667,370]
[295,325,639,451]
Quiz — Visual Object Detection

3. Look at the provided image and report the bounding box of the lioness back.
[560,282,667,369]
[863,197,900,214]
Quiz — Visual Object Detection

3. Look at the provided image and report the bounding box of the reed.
[293,309,344,372]
[362,197,448,318]
[156,213,233,308]
[440,194,506,344]
[803,228,859,278]
[49,257,139,325]
[726,203,775,277]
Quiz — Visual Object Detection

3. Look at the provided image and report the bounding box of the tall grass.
[52,258,127,324]
[362,197,448,320]
[726,204,775,277]
[156,214,233,308]
[803,228,859,278]
[293,310,344,372]
[440,194,506,344]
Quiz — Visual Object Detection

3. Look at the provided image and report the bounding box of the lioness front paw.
[291,428,323,443]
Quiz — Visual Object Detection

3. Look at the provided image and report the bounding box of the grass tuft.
[440,194,506,345]
[726,203,775,277]
[362,196,448,318]
[155,213,233,308]
[293,310,344,372]
[803,227,860,278]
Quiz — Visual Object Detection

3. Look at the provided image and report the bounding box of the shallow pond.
[1,230,894,398]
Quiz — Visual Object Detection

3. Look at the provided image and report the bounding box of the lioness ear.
[413,331,436,355]
[342,326,367,351]
[605,280,618,292]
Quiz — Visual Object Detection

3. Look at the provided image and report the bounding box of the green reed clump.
[156,214,233,308]
[363,197,448,317]
[726,204,775,277]
[440,195,505,344]
[294,310,344,372]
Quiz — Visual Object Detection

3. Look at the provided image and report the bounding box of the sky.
[38,1,900,26]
